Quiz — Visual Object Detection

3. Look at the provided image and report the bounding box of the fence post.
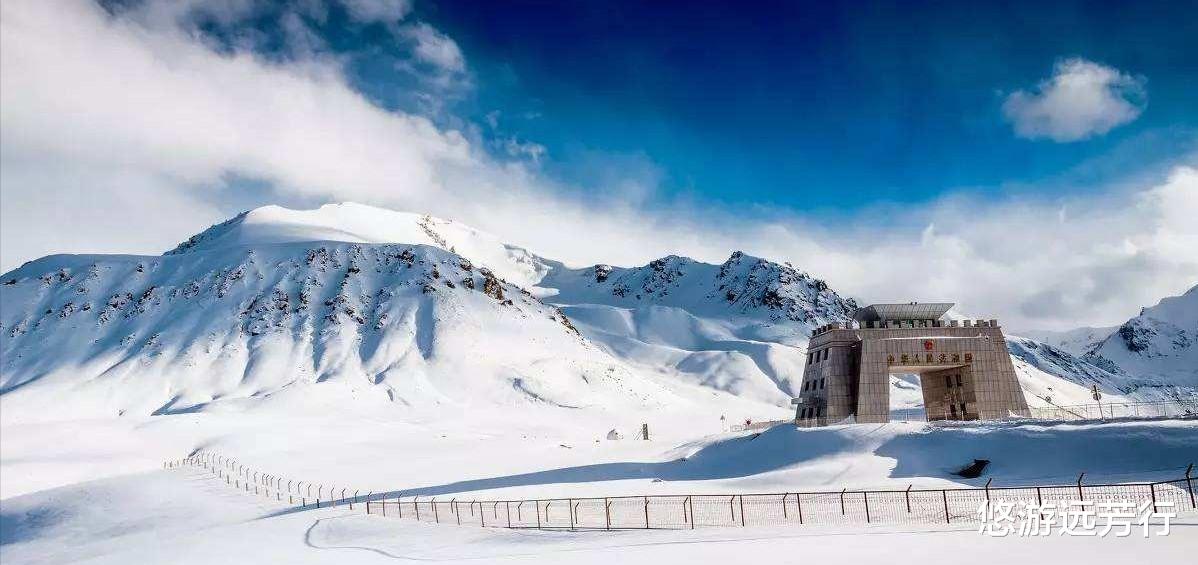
[984,478,992,503]
[1186,463,1196,509]
[687,496,694,529]
[942,490,950,523]
[863,491,870,523]
[645,497,651,529]
[507,501,513,528]
[728,496,735,523]
[433,498,440,523]
[781,494,787,519]
[367,491,373,515]
[414,496,421,521]
[905,485,912,513]
[738,495,745,527]
[1076,472,1085,501]
[535,499,540,529]
[569,499,575,530]
[453,499,460,525]
[480,502,485,527]
[1150,483,1158,514]
[797,493,803,524]
[397,493,403,518]
[840,489,846,515]
[381,493,386,517]
[604,499,611,531]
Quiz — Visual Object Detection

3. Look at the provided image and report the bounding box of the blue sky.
[409,0,1197,210]
[2,0,1196,329]
[179,0,1198,212]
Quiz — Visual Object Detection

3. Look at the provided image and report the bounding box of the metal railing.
[1029,400,1197,421]
[794,400,1198,428]
[728,419,790,432]
[165,452,1197,530]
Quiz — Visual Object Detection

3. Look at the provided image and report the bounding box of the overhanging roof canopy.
[852,302,954,322]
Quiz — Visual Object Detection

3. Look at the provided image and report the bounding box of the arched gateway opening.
[793,302,1030,427]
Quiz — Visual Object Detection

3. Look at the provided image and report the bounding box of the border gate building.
[793,302,1030,426]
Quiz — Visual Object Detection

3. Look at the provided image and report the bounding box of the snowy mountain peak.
[713,250,849,321]
[533,251,859,404]
[1087,283,1198,388]
[543,251,855,327]
[164,203,550,288]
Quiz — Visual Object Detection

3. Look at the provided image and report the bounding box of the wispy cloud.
[400,22,465,74]
[338,0,412,24]
[1,1,1195,332]
[1002,58,1146,142]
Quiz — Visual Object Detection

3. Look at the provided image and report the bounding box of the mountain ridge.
[3,202,1192,420]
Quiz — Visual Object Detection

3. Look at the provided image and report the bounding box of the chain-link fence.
[762,400,1197,429]
[166,451,1197,530]
[1028,400,1198,421]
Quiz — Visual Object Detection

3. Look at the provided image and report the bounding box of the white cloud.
[1,0,1195,332]
[1003,58,1146,142]
[400,22,466,74]
[501,138,547,163]
[338,0,412,24]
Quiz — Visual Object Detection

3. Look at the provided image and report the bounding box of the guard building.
[793,302,1030,426]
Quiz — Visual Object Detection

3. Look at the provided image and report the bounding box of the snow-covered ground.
[3,422,1196,565]
[5,403,1197,501]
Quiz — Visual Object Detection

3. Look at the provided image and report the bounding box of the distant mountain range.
[2,203,1193,421]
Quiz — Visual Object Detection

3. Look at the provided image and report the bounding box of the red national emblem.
[923,340,934,351]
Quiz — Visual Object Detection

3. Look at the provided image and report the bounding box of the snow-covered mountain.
[2,203,1189,422]
[1013,285,1198,403]
[1086,285,1198,392]
[1020,326,1116,357]
[0,238,681,422]
[165,203,552,288]
[537,252,857,404]
[1005,336,1134,405]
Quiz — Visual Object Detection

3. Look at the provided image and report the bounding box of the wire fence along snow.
[165,452,1198,531]
[763,400,1197,429]
[1028,400,1198,421]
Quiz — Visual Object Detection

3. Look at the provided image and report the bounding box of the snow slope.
[1088,284,1198,392]
[1006,336,1135,405]
[538,251,857,404]
[0,241,690,423]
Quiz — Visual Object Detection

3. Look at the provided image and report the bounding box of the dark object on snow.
[955,459,990,478]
